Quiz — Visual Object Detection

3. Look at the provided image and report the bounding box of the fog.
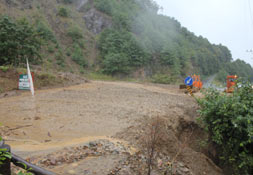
[155,0,253,66]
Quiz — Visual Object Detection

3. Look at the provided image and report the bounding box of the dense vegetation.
[0,16,42,66]
[94,0,253,81]
[0,0,252,82]
[216,60,253,83]
[198,83,253,174]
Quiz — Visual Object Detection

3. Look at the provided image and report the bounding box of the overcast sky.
[155,0,253,66]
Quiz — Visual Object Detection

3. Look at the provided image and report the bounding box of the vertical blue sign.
[184,76,193,86]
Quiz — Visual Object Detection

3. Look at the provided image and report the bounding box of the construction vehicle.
[180,74,203,93]
[192,74,203,90]
[226,75,237,93]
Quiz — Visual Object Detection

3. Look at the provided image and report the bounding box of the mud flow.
[0,81,222,175]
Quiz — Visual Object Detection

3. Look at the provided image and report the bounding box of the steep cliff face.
[83,8,112,34]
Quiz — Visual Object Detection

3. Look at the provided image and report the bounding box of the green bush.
[77,39,85,49]
[47,45,55,53]
[65,47,72,56]
[0,66,9,72]
[36,21,56,43]
[94,0,114,15]
[151,74,174,84]
[102,53,130,75]
[67,26,83,41]
[197,82,253,174]
[71,44,87,68]
[58,7,68,17]
[55,51,65,68]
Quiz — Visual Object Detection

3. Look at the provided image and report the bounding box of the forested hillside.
[0,0,252,82]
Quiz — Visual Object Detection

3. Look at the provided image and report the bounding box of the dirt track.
[0,81,222,175]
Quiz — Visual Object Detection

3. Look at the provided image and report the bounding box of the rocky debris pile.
[28,139,131,169]
[108,151,193,175]
[19,138,194,175]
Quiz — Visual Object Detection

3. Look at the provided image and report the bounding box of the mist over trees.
[0,0,252,82]
[95,0,253,81]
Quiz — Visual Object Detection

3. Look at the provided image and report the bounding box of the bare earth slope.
[0,81,222,175]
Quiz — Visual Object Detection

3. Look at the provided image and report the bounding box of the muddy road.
[0,81,222,175]
[0,81,190,148]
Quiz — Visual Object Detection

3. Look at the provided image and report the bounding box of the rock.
[178,162,184,167]
[34,116,41,120]
[83,8,112,34]
[76,0,89,11]
[83,170,91,174]
[89,141,97,147]
[50,158,56,165]
[181,167,190,173]
[68,170,75,174]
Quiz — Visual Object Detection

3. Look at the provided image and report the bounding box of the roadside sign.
[184,76,193,86]
[186,86,194,96]
[19,74,30,90]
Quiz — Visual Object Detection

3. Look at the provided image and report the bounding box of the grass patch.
[87,72,118,81]
[16,68,27,74]
[151,74,174,84]
[0,66,9,72]
[87,72,141,82]
[35,72,63,87]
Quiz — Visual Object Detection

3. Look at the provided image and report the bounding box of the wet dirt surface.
[0,81,192,148]
[0,81,222,174]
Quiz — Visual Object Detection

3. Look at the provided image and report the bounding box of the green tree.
[102,53,130,75]
[0,16,42,66]
[94,0,253,79]
[160,46,177,66]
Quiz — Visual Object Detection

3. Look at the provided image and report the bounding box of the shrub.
[67,26,83,41]
[0,66,9,72]
[55,51,65,68]
[36,21,56,43]
[47,45,55,53]
[65,47,72,56]
[58,7,68,17]
[197,82,253,174]
[102,53,130,75]
[71,44,87,68]
[151,74,174,84]
[94,0,114,15]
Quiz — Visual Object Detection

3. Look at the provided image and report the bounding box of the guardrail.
[0,140,56,175]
